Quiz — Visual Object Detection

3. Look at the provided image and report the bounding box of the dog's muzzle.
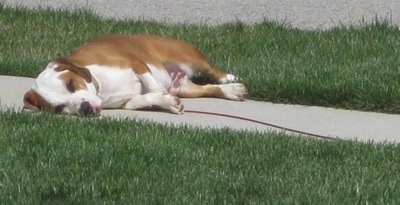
[79,101,101,116]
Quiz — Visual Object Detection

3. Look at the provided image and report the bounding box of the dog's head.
[23,58,102,116]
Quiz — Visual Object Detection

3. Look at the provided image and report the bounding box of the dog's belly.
[86,65,143,108]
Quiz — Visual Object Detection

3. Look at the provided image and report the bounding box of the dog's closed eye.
[66,79,75,92]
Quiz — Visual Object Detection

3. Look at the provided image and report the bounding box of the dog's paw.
[162,94,184,114]
[219,83,248,101]
[218,74,241,84]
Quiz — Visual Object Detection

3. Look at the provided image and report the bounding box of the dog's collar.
[91,74,100,95]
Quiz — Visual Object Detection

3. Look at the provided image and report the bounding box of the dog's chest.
[86,65,142,108]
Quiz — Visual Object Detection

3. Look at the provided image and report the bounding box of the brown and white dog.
[23,34,247,116]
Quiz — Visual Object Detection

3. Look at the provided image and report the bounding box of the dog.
[23,34,247,116]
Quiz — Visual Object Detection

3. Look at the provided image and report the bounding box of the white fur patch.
[218,83,247,101]
[33,63,70,105]
[86,65,141,108]
[146,64,171,91]
[218,74,238,84]
[178,63,195,77]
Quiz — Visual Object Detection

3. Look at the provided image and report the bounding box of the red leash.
[185,110,338,140]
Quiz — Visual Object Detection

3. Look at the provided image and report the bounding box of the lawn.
[1,110,400,204]
[0,3,400,204]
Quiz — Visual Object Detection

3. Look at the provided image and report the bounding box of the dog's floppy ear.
[23,89,52,112]
[54,58,92,83]
[23,90,41,111]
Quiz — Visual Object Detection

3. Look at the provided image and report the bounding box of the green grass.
[1,110,400,204]
[1,4,400,204]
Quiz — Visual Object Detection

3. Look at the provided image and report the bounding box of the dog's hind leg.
[169,72,247,101]
[163,60,241,85]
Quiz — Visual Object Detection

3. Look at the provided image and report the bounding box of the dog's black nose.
[80,101,93,116]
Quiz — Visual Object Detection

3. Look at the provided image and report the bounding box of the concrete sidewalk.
[1,75,399,143]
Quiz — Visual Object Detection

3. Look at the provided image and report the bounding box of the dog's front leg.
[122,92,184,114]
[124,69,184,114]
[137,72,166,93]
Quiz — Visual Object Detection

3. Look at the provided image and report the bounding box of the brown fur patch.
[58,70,88,93]
[23,89,53,111]
[54,58,92,83]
